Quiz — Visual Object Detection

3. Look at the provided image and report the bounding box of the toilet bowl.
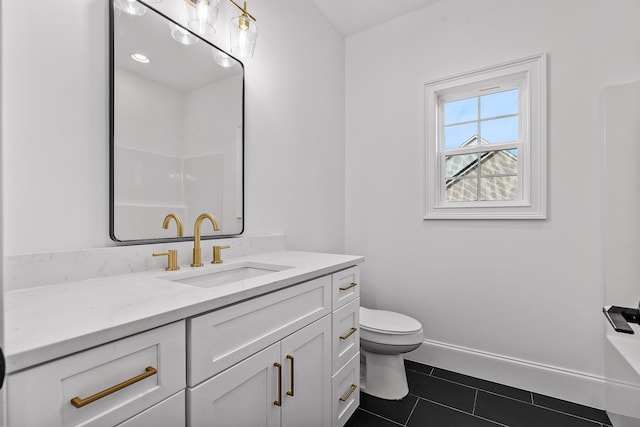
[359,307,424,400]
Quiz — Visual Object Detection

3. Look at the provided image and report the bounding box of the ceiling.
[310,0,443,36]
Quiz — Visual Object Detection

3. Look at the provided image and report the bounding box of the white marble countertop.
[4,250,364,373]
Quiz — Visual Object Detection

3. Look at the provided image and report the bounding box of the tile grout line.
[472,389,478,415]
[415,396,509,427]
[358,407,405,427]
[479,389,607,426]
[403,397,421,426]
[530,401,610,426]
[407,365,610,426]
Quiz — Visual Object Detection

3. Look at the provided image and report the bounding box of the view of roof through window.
[442,89,519,202]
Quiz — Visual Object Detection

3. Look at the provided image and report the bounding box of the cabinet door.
[281,316,331,427]
[187,343,281,427]
[117,391,185,427]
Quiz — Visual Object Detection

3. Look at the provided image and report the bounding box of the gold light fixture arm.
[227,0,256,21]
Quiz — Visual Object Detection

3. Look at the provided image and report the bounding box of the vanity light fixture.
[130,53,150,63]
[170,22,200,45]
[186,0,220,36]
[213,50,237,67]
[228,0,258,58]
[184,0,258,58]
[113,0,147,16]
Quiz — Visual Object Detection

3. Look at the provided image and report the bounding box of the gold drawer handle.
[274,362,282,406]
[339,384,358,402]
[339,282,358,291]
[70,366,157,408]
[339,327,358,340]
[286,355,294,397]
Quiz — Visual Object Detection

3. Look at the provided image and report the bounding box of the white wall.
[345,0,640,407]
[1,0,345,256]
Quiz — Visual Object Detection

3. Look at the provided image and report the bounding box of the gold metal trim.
[286,355,294,397]
[153,249,180,271]
[162,213,184,237]
[339,327,358,340]
[212,245,231,264]
[227,0,256,21]
[70,366,157,409]
[192,213,220,267]
[339,282,358,291]
[274,362,282,406]
[339,384,358,402]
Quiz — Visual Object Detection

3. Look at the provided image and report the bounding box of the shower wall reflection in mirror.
[110,0,244,242]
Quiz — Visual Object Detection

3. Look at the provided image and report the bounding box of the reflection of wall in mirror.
[114,68,240,239]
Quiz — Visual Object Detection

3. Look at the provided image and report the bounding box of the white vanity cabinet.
[186,266,361,427]
[4,252,363,427]
[188,316,332,427]
[7,321,186,427]
[330,266,361,427]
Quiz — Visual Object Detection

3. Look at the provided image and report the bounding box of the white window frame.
[424,54,547,219]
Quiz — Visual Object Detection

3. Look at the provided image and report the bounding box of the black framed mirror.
[109,0,244,243]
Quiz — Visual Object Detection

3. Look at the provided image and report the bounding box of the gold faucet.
[212,245,230,264]
[162,213,184,237]
[153,249,180,271]
[192,213,220,267]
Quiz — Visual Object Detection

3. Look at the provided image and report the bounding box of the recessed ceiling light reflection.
[131,53,150,64]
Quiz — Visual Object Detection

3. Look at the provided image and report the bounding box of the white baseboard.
[406,339,606,410]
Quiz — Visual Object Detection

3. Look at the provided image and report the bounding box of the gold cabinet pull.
[70,366,157,408]
[274,362,282,406]
[339,384,358,402]
[286,355,294,397]
[339,282,358,291]
[339,327,358,340]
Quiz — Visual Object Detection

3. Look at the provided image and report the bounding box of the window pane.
[480,116,518,143]
[445,153,478,177]
[479,149,518,175]
[444,96,477,125]
[446,177,477,202]
[444,122,478,148]
[480,89,518,119]
[480,176,518,201]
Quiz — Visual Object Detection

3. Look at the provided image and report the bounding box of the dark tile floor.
[345,360,612,427]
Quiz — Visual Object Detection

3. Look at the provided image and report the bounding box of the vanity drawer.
[118,391,185,427]
[332,266,360,309]
[332,297,360,375]
[188,275,331,386]
[7,321,186,427]
[331,352,360,427]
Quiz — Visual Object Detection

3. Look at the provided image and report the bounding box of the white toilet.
[359,307,424,400]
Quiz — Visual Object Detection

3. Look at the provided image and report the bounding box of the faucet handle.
[153,249,180,271]
[211,245,231,264]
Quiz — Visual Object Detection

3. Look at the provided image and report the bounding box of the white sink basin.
[159,262,292,289]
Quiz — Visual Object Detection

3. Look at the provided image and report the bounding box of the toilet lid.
[360,307,422,334]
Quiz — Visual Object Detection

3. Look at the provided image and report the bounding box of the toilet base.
[360,350,409,400]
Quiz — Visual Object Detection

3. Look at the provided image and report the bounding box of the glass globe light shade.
[114,0,147,16]
[170,23,199,45]
[229,14,258,59]
[213,50,237,68]
[188,0,220,36]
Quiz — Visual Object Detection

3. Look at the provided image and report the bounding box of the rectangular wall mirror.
[110,0,244,243]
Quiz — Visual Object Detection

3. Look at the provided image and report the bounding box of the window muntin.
[439,83,524,206]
